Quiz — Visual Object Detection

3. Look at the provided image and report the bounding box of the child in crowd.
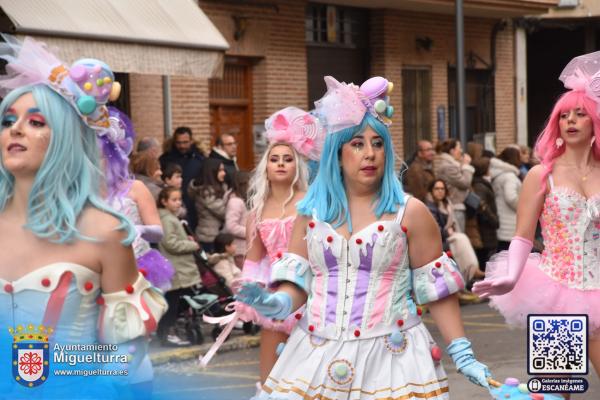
[157,187,202,346]
[163,163,187,218]
[207,233,242,287]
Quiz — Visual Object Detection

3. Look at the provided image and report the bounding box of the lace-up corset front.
[540,186,600,289]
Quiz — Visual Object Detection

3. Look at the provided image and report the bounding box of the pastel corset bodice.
[303,212,415,339]
[257,215,296,263]
[539,186,600,289]
[0,263,101,344]
[110,196,150,257]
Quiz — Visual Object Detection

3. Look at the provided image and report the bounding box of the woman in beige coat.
[433,139,475,233]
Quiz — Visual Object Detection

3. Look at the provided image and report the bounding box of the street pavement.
[151,302,600,400]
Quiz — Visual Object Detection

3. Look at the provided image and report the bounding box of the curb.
[150,335,261,366]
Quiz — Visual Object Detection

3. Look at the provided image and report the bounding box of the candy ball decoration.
[430,344,442,362]
[109,81,121,102]
[374,99,387,113]
[358,76,394,125]
[77,95,97,115]
[360,76,389,99]
[334,363,348,378]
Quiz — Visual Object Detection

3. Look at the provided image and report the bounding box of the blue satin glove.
[236,282,293,320]
[447,337,491,388]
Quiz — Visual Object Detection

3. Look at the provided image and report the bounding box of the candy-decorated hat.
[314,76,394,134]
[0,35,122,141]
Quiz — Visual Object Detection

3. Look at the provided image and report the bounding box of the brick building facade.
[128,0,554,169]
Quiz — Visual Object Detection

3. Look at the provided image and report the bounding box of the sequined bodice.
[539,187,600,289]
[257,216,296,263]
[304,210,416,338]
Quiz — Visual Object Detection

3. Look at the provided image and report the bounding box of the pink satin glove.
[472,236,532,298]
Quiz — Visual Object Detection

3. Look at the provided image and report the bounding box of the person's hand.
[447,337,491,389]
[462,153,472,165]
[472,277,516,298]
[235,282,292,320]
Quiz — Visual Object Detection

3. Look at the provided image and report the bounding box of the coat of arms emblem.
[10,324,52,388]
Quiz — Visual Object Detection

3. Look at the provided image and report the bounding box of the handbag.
[463,191,481,214]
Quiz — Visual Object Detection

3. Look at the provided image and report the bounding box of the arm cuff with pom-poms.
[97,272,168,344]
[270,252,312,293]
[412,253,465,304]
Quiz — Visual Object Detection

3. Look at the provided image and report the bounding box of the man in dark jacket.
[403,140,436,202]
[209,132,239,179]
[159,126,204,231]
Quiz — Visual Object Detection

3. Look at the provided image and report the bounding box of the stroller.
[177,222,258,342]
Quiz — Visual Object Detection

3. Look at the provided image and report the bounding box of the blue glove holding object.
[236,282,293,320]
[447,337,491,388]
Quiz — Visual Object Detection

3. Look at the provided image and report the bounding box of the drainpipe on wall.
[456,0,467,148]
[162,75,172,138]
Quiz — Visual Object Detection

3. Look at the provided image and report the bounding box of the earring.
[555,137,564,148]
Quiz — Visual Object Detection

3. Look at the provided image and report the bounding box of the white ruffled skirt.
[258,320,448,400]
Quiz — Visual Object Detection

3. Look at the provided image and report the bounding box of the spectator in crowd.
[207,233,242,288]
[198,137,212,158]
[426,179,485,284]
[188,158,231,253]
[518,145,533,179]
[490,146,522,251]
[159,126,205,231]
[403,139,435,202]
[433,139,475,233]
[130,150,164,200]
[209,132,239,178]
[136,136,161,159]
[222,170,250,269]
[162,163,186,218]
[470,157,499,269]
[156,187,201,347]
[467,141,484,161]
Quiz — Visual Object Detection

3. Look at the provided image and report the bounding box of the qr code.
[528,315,587,374]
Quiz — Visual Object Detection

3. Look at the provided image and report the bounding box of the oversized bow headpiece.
[264,107,325,161]
[314,76,394,134]
[559,50,600,117]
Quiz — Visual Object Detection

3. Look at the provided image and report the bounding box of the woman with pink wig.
[474,51,600,377]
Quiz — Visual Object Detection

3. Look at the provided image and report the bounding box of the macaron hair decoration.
[314,75,394,134]
[0,35,121,135]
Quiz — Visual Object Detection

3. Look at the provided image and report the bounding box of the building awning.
[0,0,229,78]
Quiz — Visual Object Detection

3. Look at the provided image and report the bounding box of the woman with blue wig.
[0,36,166,399]
[237,76,493,399]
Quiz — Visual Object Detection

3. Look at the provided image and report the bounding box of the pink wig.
[534,89,600,191]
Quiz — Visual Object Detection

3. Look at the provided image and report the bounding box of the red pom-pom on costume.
[308,325,315,332]
[356,238,363,244]
[354,329,361,337]
[446,251,453,258]
[84,281,94,291]
[308,222,315,228]
[430,345,442,362]
[139,268,147,278]
[401,225,408,233]
[277,252,282,259]
[326,236,333,243]
[435,262,441,268]
[396,319,404,327]
[96,296,105,305]
[4,283,13,293]
[41,278,51,287]
[417,308,423,316]
[377,225,384,232]
[125,284,134,294]
[294,313,302,320]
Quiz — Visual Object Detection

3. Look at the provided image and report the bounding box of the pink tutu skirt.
[486,251,600,336]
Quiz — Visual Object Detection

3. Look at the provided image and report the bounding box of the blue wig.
[297,113,405,232]
[0,84,135,244]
